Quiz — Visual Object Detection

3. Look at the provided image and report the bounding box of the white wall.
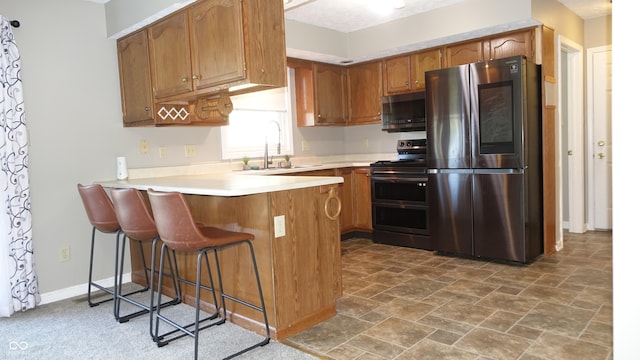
[5,0,124,294]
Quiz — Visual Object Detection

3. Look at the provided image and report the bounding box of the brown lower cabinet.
[293,167,372,234]
[352,168,372,231]
[129,185,342,340]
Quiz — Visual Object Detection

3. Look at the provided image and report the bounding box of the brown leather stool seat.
[110,188,181,331]
[77,184,146,316]
[147,189,270,360]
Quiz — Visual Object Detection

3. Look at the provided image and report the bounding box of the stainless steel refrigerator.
[425,55,542,263]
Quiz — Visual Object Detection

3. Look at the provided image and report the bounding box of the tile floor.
[285,231,612,360]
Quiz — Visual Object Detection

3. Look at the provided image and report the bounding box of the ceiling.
[284,0,612,33]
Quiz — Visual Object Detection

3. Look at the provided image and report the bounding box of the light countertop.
[96,157,391,197]
[97,173,343,197]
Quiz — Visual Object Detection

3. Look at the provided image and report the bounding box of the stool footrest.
[117,296,181,323]
[222,337,270,360]
[155,312,225,346]
[88,282,116,307]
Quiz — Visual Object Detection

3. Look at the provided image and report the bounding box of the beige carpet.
[0,286,319,360]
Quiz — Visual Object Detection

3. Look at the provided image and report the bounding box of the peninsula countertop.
[96,172,343,197]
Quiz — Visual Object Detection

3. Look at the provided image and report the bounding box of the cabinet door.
[445,40,484,67]
[383,55,411,95]
[190,0,245,90]
[117,30,154,126]
[348,61,382,125]
[315,63,346,125]
[353,168,372,231]
[411,49,441,91]
[485,30,533,60]
[148,11,193,98]
[336,168,354,232]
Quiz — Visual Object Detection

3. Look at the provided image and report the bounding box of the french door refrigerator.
[425,55,543,263]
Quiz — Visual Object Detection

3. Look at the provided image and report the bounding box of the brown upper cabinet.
[148,0,286,102]
[290,28,537,128]
[148,10,193,99]
[116,0,286,126]
[383,49,441,95]
[292,58,382,126]
[445,29,534,67]
[292,59,347,126]
[117,29,155,127]
[484,30,534,61]
[444,39,484,67]
[347,61,382,125]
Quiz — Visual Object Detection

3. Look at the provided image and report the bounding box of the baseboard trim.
[39,273,132,305]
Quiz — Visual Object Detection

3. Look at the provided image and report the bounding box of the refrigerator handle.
[428,169,474,174]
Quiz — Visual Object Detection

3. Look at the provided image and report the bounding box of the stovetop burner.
[371,139,426,168]
[371,158,426,166]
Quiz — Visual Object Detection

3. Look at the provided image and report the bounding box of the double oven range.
[370,139,433,250]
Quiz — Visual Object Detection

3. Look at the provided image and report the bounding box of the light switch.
[140,140,149,155]
[159,146,167,159]
[274,215,286,238]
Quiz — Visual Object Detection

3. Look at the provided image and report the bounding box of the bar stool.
[76,184,146,315]
[110,188,181,330]
[147,189,270,360]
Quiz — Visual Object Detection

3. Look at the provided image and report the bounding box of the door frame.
[557,36,585,238]
[586,45,612,230]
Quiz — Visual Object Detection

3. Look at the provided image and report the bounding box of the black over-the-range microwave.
[381,92,426,132]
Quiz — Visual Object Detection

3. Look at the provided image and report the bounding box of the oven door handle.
[371,176,429,183]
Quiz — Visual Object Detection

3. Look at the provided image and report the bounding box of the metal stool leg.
[115,235,181,324]
[153,245,224,350]
[87,228,119,308]
[212,241,270,360]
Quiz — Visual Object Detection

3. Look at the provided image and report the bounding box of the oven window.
[374,205,428,235]
[478,81,515,154]
[373,180,427,203]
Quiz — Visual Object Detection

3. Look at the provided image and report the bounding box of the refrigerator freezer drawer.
[427,172,473,256]
[472,172,526,262]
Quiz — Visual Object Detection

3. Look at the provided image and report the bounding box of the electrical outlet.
[184,144,197,158]
[139,140,149,155]
[159,146,167,159]
[274,215,286,238]
[302,140,310,152]
[58,246,70,262]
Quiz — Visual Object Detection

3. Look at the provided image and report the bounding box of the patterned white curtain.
[0,15,39,317]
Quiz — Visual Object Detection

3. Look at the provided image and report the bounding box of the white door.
[590,46,612,229]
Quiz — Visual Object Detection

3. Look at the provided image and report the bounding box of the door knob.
[598,153,605,159]
[598,140,605,146]
[567,150,573,156]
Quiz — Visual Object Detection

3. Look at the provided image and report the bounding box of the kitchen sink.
[251,164,321,171]
[290,164,321,168]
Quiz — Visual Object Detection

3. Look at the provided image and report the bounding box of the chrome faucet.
[264,120,281,169]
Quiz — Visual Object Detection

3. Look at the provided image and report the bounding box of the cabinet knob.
[405,81,409,86]
[192,75,199,80]
[144,106,150,112]
[415,80,419,85]
[181,77,188,83]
